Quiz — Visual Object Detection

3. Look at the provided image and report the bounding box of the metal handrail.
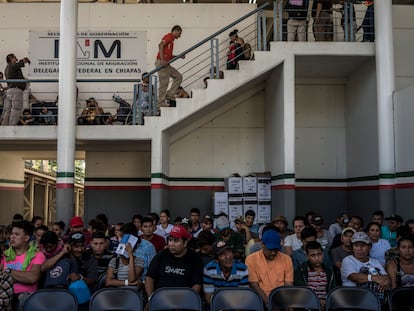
[146,2,269,78]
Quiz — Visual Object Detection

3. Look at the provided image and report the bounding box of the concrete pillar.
[56,0,78,224]
[374,0,396,215]
[265,53,296,222]
[150,132,169,214]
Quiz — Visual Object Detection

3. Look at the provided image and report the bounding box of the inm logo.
[54,39,121,59]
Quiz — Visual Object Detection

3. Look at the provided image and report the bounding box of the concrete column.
[56,0,78,224]
[374,1,396,215]
[264,53,296,222]
[150,132,169,214]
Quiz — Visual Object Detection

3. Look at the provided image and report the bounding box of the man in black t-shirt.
[145,225,203,297]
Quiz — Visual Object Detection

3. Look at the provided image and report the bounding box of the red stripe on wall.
[395,183,414,189]
[272,185,295,190]
[56,183,74,189]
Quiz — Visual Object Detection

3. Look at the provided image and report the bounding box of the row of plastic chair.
[23,286,414,311]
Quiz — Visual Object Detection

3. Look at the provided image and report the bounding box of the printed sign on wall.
[29,30,146,78]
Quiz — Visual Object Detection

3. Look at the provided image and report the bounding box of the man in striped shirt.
[203,240,249,304]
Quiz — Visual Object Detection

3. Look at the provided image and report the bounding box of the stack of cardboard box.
[213,172,272,226]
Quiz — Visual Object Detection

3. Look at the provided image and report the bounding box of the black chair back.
[148,287,202,311]
[89,287,143,311]
[268,286,321,310]
[388,287,414,310]
[24,289,77,311]
[326,286,381,310]
[210,287,264,311]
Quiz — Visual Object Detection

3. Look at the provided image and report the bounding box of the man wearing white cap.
[341,231,389,304]
[245,230,293,306]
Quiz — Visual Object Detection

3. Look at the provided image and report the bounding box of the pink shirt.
[2,251,46,294]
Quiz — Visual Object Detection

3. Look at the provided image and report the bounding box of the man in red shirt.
[155,25,184,107]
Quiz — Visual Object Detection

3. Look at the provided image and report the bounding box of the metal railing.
[1,1,376,127]
[0,79,139,126]
[143,3,269,121]
[274,0,375,43]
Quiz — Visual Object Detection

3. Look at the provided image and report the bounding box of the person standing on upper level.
[155,25,184,108]
[2,54,30,126]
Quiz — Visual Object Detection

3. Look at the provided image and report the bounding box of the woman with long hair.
[387,235,414,288]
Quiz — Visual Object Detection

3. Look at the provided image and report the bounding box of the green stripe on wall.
[0,179,24,185]
[57,172,75,178]
[272,174,295,180]
[151,173,169,180]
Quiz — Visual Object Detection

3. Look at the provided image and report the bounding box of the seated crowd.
[0,209,413,311]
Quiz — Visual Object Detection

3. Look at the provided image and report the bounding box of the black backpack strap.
[113,256,120,279]
[396,256,402,288]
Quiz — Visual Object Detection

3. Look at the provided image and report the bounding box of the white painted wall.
[345,58,378,178]
[393,5,414,91]
[0,3,256,112]
[86,151,151,177]
[394,83,414,173]
[169,89,265,177]
[295,81,346,179]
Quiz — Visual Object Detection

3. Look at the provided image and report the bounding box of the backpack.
[0,270,14,310]
[43,258,76,288]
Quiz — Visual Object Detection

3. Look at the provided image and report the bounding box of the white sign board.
[28,30,147,78]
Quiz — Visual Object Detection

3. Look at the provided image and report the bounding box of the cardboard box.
[257,177,271,201]
[224,176,243,195]
[213,192,228,216]
[243,176,257,194]
[228,198,244,226]
[257,201,272,224]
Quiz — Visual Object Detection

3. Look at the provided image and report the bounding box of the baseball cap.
[385,214,403,223]
[169,225,191,240]
[69,232,85,244]
[262,230,281,250]
[351,231,371,244]
[216,215,230,231]
[69,216,84,228]
[342,227,356,236]
[272,216,288,226]
[202,215,213,223]
[312,216,324,226]
[212,240,233,257]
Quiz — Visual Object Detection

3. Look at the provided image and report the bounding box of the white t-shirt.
[341,255,387,286]
[370,239,391,266]
[283,234,302,252]
[154,223,174,241]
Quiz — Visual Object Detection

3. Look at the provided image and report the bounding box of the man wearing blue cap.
[245,229,293,306]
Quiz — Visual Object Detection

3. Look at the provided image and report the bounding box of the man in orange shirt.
[155,25,184,108]
[245,229,294,306]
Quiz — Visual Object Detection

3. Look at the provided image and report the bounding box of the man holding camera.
[1,54,30,125]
